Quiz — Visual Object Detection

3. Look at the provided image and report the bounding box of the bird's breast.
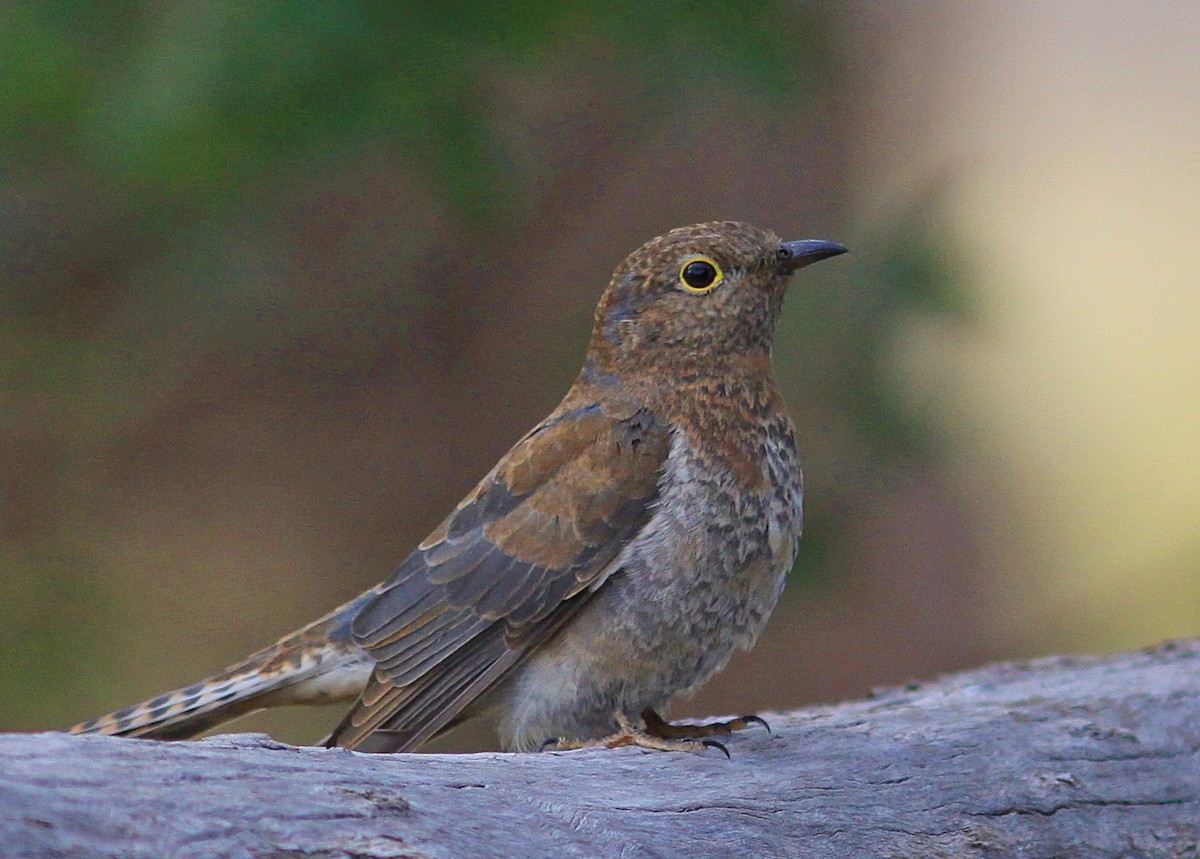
[644,417,802,621]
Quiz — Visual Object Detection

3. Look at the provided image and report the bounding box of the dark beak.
[777,239,848,273]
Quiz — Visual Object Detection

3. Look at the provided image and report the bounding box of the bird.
[67,221,846,754]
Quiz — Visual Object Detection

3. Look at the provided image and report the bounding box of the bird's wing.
[326,398,670,752]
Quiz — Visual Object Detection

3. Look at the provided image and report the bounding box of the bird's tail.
[66,593,376,741]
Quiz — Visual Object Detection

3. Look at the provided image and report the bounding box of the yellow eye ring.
[678,257,724,293]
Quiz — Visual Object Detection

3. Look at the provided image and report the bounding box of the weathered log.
[3,641,1198,858]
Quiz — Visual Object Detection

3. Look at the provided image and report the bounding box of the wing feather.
[326,400,668,752]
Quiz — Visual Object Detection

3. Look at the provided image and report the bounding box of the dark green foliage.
[0,1,829,217]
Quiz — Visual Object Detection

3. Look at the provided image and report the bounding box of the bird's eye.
[678,257,723,293]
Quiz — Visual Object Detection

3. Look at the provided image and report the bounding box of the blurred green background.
[3,2,1198,751]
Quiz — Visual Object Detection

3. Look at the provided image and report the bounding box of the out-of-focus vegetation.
[6,2,1194,751]
[1,2,832,217]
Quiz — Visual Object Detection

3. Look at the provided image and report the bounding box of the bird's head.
[585,221,846,378]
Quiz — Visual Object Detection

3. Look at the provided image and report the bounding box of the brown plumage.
[67,222,846,753]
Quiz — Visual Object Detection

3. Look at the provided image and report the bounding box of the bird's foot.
[540,709,768,758]
[641,707,770,740]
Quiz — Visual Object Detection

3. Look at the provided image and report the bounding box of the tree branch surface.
[3,641,1199,858]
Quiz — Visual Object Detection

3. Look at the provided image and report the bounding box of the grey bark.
[3,641,1199,859]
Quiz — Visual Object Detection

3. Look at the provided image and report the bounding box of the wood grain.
[4,641,1199,858]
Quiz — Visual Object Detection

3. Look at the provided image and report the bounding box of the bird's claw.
[701,738,731,759]
[741,714,771,734]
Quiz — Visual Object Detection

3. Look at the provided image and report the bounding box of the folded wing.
[326,398,669,752]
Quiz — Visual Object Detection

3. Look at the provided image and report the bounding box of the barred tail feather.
[67,593,377,741]
[69,668,295,740]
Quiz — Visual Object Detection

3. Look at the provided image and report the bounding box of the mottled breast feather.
[327,398,669,752]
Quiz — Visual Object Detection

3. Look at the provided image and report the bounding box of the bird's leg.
[542,709,768,757]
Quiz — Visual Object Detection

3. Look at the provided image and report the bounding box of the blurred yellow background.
[2,2,1197,751]
[875,3,1200,651]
